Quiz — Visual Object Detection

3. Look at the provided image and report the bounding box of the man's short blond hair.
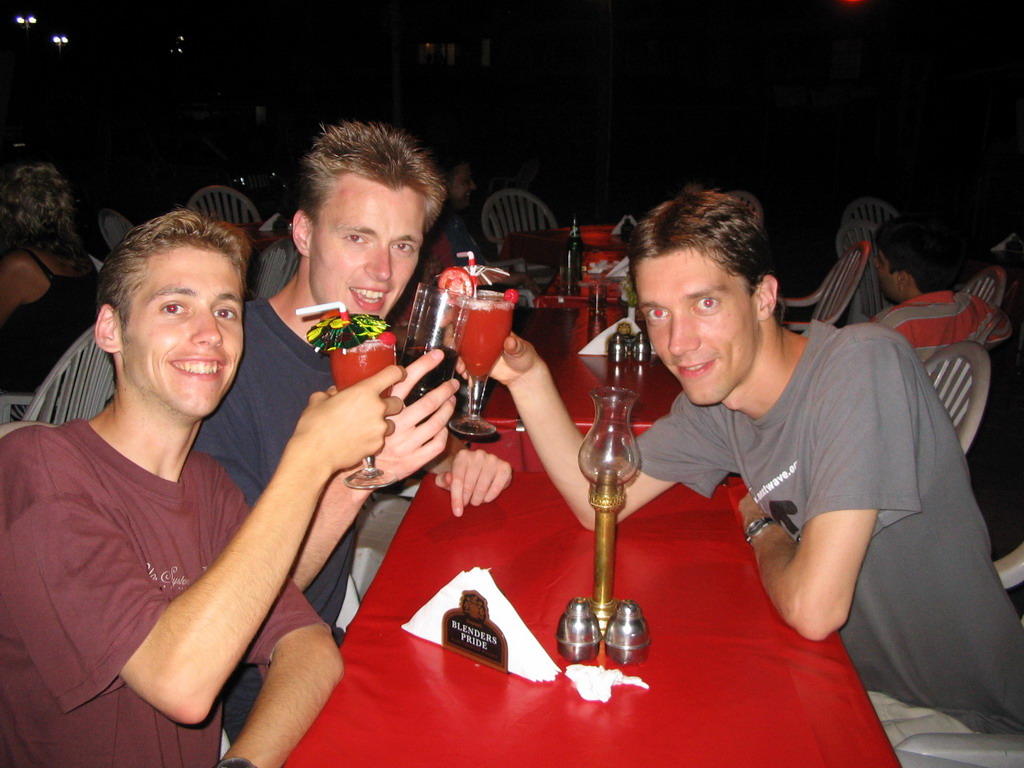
[298,121,446,230]
[98,209,250,325]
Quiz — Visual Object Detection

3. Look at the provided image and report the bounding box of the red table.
[288,474,896,767]
[501,224,628,270]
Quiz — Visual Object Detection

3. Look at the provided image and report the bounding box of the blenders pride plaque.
[442,590,508,673]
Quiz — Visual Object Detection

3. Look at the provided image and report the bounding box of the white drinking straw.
[295,301,348,317]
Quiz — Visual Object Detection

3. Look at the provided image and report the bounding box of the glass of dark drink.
[400,282,463,404]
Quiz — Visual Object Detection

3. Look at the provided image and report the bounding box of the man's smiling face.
[636,248,775,414]
[293,173,427,318]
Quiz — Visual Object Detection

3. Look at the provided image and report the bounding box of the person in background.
[488,187,1024,741]
[0,210,401,767]
[422,158,541,298]
[871,215,1010,358]
[0,162,98,392]
[196,122,512,741]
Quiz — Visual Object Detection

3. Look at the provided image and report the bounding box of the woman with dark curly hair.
[0,162,98,392]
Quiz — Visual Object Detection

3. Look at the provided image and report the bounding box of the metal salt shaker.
[607,322,634,363]
[556,597,602,662]
[604,599,651,665]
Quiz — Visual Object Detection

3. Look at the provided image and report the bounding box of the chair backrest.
[923,340,990,453]
[97,208,133,251]
[835,217,879,259]
[480,188,558,245]
[22,328,115,424]
[251,239,299,298]
[726,190,764,221]
[840,196,898,226]
[812,242,870,325]
[186,185,261,225]
[835,219,883,322]
[961,265,1007,308]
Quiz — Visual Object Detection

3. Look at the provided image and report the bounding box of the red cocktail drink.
[330,336,396,489]
[458,298,514,378]
[449,293,515,437]
[330,339,396,393]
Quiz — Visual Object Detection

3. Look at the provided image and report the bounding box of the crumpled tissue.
[565,664,649,702]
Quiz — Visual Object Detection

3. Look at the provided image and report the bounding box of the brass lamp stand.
[577,387,640,632]
[589,471,625,629]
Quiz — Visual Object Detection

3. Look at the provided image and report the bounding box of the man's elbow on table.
[770,574,854,641]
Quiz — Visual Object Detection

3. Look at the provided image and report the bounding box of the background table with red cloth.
[485,306,676,430]
[481,306,677,471]
[500,224,628,270]
[289,474,895,767]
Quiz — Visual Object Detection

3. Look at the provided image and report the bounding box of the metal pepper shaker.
[556,597,602,662]
[604,599,651,665]
[631,327,652,361]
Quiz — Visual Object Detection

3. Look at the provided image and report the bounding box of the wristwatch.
[744,516,778,544]
[216,759,257,768]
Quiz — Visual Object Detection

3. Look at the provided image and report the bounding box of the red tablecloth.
[288,474,895,767]
[501,224,628,270]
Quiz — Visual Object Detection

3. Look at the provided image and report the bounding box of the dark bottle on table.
[562,215,584,295]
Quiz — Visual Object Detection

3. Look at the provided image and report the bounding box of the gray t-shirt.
[640,321,1024,734]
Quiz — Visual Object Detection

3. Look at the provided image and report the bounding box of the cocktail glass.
[448,291,514,437]
[331,337,397,489]
[400,282,462,404]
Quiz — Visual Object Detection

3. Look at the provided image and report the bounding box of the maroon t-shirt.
[0,420,322,767]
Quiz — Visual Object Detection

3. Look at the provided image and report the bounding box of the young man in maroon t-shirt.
[0,210,406,768]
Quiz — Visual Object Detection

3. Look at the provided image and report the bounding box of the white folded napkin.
[402,567,561,683]
[611,214,637,236]
[565,664,649,702]
[606,256,629,278]
[259,213,281,232]
[991,232,1023,253]
[578,306,639,356]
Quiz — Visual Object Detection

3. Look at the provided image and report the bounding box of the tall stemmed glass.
[298,301,397,490]
[447,291,514,437]
[331,337,397,489]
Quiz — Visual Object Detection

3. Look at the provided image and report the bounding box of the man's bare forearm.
[225,624,344,768]
[506,363,595,524]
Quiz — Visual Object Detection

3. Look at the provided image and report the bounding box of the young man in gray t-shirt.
[488,187,1024,735]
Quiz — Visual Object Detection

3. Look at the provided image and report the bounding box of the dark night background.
[1,0,1021,291]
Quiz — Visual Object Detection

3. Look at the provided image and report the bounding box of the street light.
[52,34,68,59]
[15,14,36,42]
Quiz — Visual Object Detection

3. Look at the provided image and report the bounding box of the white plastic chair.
[783,242,869,332]
[486,157,540,195]
[961,265,1007,308]
[480,188,557,246]
[841,196,899,226]
[726,190,764,221]
[0,328,115,425]
[923,341,990,454]
[187,185,261,225]
[250,239,299,298]
[97,208,133,251]
[836,218,884,323]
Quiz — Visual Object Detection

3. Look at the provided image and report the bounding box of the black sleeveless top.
[0,248,98,391]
